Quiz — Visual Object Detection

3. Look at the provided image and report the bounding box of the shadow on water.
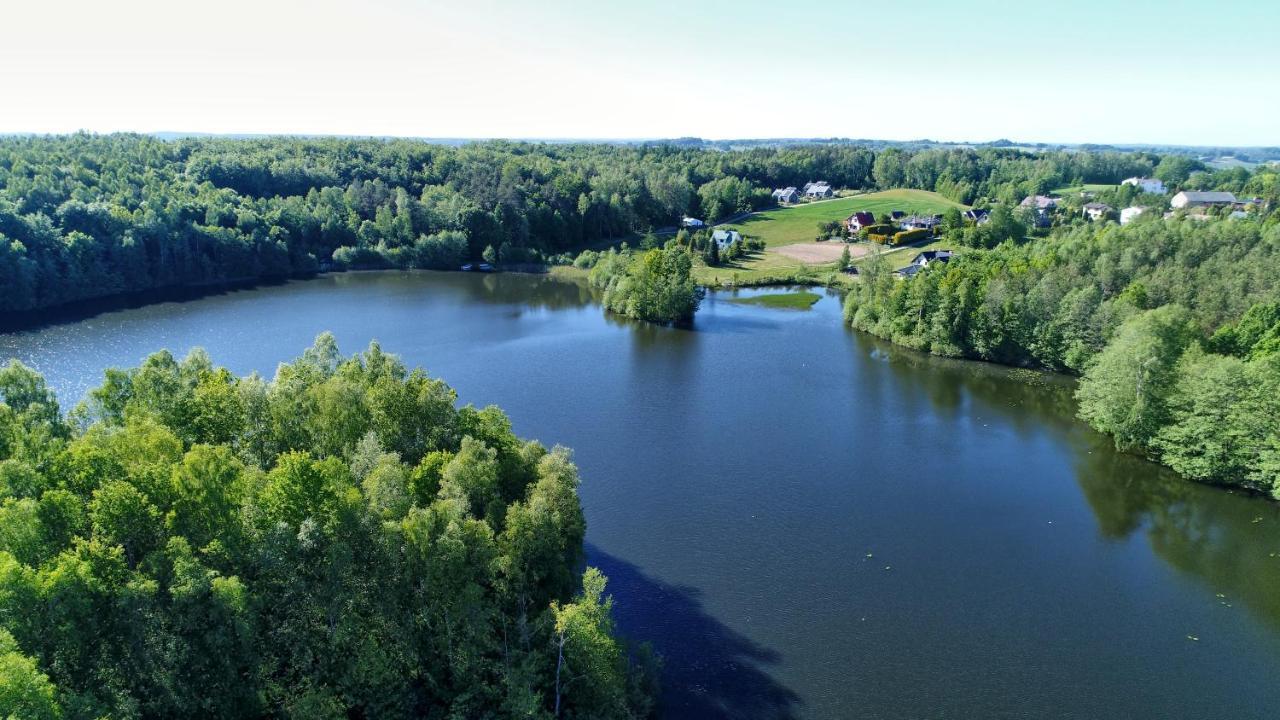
[586,545,801,720]
[852,329,1280,635]
[454,271,597,311]
[1073,443,1280,632]
[0,275,297,333]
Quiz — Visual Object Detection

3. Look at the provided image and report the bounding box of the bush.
[573,249,601,269]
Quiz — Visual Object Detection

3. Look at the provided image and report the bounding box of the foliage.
[1076,306,1199,451]
[891,228,931,245]
[588,245,702,324]
[844,214,1280,493]
[0,336,655,719]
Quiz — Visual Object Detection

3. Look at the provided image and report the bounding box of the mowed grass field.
[720,189,966,248]
[1050,183,1118,195]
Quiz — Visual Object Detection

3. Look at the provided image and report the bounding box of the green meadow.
[1050,183,1118,195]
[720,189,966,248]
[725,291,823,309]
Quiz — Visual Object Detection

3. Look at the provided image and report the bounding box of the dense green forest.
[0,336,656,719]
[843,214,1280,496]
[1,133,1179,314]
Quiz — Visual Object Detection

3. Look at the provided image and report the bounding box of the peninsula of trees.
[584,244,702,324]
[0,336,656,719]
[844,211,1280,497]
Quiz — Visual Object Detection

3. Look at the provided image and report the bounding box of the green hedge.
[893,228,931,245]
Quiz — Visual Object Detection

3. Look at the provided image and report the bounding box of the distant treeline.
[844,215,1280,496]
[0,133,1221,313]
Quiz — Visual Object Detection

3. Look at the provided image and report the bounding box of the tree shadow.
[586,545,801,720]
[0,275,296,332]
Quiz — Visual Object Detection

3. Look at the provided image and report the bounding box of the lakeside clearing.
[720,189,966,248]
[684,189,964,285]
[554,189,965,289]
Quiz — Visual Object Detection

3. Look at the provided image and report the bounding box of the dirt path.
[774,242,873,264]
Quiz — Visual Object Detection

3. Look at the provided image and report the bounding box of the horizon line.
[1,130,1277,151]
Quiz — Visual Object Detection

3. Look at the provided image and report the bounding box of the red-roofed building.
[846,212,876,234]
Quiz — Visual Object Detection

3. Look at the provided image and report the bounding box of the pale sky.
[2,0,1277,145]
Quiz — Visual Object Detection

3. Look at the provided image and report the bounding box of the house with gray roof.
[1019,195,1058,211]
[899,215,942,231]
[772,187,800,204]
[804,182,834,198]
[1083,202,1113,221]
[712,229,742,249]
[1171,191,1237,209]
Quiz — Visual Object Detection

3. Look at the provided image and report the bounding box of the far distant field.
[721,189,966,248]
[1050,183,1118,195]
[689,189,967,286]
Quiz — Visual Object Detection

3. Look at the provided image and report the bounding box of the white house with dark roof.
[899,215,942,231]
[1171,191,1236,209]
[1122,177,1166,194]
[909,249,954,267]
[846,211,877,234]
[1083,202,1113,221]
[896,250,954,278]
[712,229,741,249]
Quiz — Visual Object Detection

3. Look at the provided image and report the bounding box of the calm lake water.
[4,270,1280,719]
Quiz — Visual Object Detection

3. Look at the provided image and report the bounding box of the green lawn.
[725,291,822,309]
[692,249,825,287]
[846,238,961,271]
[720,189,967,248]
[1050,183,1117,195]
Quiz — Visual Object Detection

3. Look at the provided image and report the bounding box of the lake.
[4,270,1280,719]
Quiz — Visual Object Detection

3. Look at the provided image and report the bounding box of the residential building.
[1083,202,1113,221]
[846,211,877,234]
[1122,177,1166,194]
[712,229,741,249]
[681,217,705,228]
[1019,195,1058,211]
[804,182,834,198]
[909,250,954,267]
[1171,191,1237,209]
[772,187,800,204]
[963,209,990,225]
[896,250,955,278]
[899,215,941,231]
[1120,207,1145,224]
